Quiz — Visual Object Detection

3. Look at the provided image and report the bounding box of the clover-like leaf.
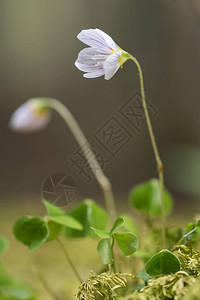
[42,199,64,216]
[13,217,49,251]
[110,217,125,235]
[42,200,83,230]
[129,179,173,217]
[49,215,82,230]
[145,249,180,276]
[65,199,109,238]
[97,238,113,265]
[46,221,63,241]
[114,232,139,256]
[91,228,110,239]
[0,236,8,255]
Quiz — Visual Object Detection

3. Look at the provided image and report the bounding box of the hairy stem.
[45,98,117,224]
[130,55,166,247]
[56,237,82,284]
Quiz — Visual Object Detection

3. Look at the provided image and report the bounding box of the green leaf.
[13,217,49,251]
[110,217,125,235]
[129,179,173,217]
[114,232,139,256]
[91,228,110,239]
[145,249,180,276]
[42,199,65,216]
[0,236,8,255]
[120,214,138,235]
[97,238,113,265]
[46,221,63,241]
[49,215,82,230]
[42,199,83,230]
[65,199,109,238]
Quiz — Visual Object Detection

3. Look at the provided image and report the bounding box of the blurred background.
[1,0,200,298]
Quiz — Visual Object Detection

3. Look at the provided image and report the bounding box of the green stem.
[130,55,166,248]
[111,236,116,273]
[176,227,196,245]
[56,237,82,284]
[45,98,116,224]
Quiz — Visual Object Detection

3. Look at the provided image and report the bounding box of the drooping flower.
[9,98,52,133]
[75,28,130,80]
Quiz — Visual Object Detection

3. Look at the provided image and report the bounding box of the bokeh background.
[1,0,200,299]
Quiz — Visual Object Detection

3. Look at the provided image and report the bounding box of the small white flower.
[9,99,52,133]
[75,28,130,80]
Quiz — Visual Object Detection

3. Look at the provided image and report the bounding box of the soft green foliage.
[0,264,36,299]
[90,228,110,239]
[11,184,200,299]
[65,199,109,238]
[46,220,62,241]
[13,217,49,250]
[145,249,180,276]
[43,200,83,230]
[114,232,139,256]
[93,217,139,264]
[13,201,83,250]
[129,179,173,217]
[0,236,8,254]
[110,217,125,234]
[97,238,113,265]
[76,271,135,300]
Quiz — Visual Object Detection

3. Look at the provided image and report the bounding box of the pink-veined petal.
[75,47,107,72]
[75,61,104,73]
[103,53,120,80]
[83,69,105,78]
[96,29,118,52]
[77,29,118,53]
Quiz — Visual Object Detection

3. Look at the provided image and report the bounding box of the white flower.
[75,28,130,80]
[9,99,52,133]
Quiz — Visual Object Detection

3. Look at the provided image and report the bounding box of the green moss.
[120,271,197,300]
[76,272,135,300]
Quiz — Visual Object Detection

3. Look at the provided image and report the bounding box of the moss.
[120,271,197,300]
[172,245,200,276]
[76,272,135,300]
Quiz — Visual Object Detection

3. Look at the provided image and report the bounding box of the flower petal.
[103,53,120,80]
[9,101,51,133]
[75,61,104,73]
[83,69,105,78]
[96,29,118,52]
[77,29,118,53]
[75,47,106,73]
